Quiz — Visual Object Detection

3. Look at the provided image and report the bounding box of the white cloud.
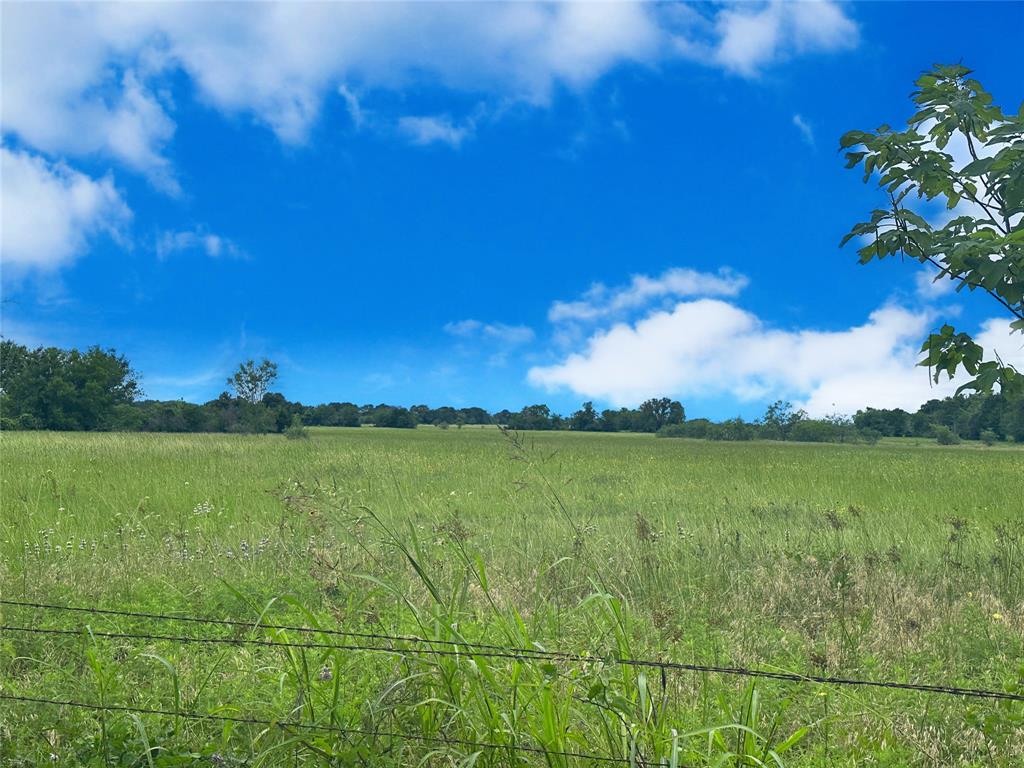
[156,228,245,260]
[914,268,956,300]
[398,115,473,148]
[713,0,858,76]
[337,85,367,130]
[975,318,1024,372]
[792,114,814,146]
[1,2,859,183]
[0,3,178,191]
[1,146,131,273]
[529,298,1021,416]
[445,319,535,346]
[549,267,749,323]
[1,3,664,161]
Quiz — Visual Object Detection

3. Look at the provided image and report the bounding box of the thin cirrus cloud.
[444,319,535,347]
[792,114,815,146]
[0,145,131,274]
[155,228,247,261]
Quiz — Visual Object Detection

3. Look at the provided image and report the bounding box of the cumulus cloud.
[529,298,1021,416]
[444,319,535,346]
[0,3,179,191]
[1,3,664,160]
[1,2,859,177]
[549,267,749,323]
[1,146,131,273]
[156,228,246,260]
[712,0,859,76]
[0,3,860,274]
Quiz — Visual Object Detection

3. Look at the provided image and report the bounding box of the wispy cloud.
[156,228,246,260]
[792,113,814,146]
[548,267,749,323]
[444,319,535,346]
[337,84,367,130]
[398,115,474,148]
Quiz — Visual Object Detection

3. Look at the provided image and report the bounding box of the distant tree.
[712,417,755,441]
[1002,397,1024,441]
[227,359,278,403]
[655,423,687,438]
[306,402,360,427]
[492,409,514,426]
[854,407,912,437]
[570,401,599,431]
[458,407,492,425]
[679,418,714,439]
[637,398,685,432]
[840,64,1023,396]
[508,404,555,431]
[1,341,140,430]
[789,419,841,443]
[759,400,807,440]
[373,406,417,429]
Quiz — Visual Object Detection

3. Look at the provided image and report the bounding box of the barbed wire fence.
[1,597,1021,765]
[2,598,1020,702]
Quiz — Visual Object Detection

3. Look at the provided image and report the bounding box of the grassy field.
[1,427,1022,766]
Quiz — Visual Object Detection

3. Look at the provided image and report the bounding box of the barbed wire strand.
[0,692,639,765]
[2,620,1021,703]
[0,597,557,658]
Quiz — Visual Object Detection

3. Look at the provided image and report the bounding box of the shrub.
[857,427,882,445]
[789,419,839,443]
[681,418,714,438]
[16,413,41,430]
[933,425,961,445]
[655,424,687,438]
[284,414,309,440]
[711,418,755,441]
[980,429,999,446]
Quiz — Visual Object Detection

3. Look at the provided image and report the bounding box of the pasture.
[1,427,1022,766]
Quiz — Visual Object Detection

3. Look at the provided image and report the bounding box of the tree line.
[1,341,1021,443]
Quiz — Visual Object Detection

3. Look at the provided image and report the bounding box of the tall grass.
[1,428,1022,764]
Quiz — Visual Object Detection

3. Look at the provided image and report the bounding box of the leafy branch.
[839,64,1024,396]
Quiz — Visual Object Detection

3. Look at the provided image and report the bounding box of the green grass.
[1,427,1022,766]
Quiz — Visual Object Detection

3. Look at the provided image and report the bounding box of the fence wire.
[2,598,1021,703]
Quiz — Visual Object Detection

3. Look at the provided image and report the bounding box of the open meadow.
[1,427,1022,766]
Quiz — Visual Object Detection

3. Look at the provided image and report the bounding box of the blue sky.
[2,1,1022,419]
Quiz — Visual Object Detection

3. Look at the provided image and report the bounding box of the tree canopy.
[840,63,1023,396]
[228,359,279,403]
